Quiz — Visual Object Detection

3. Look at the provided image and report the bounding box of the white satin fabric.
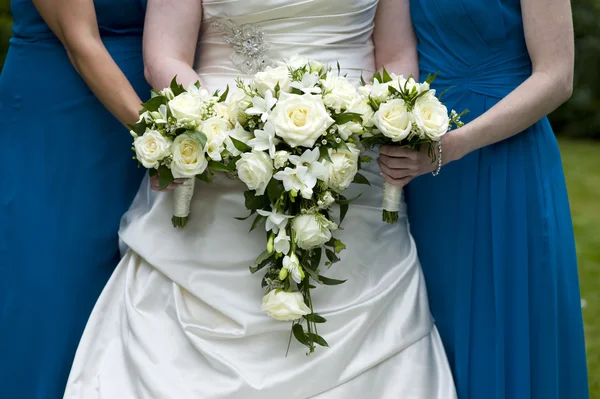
[64,1,457,398]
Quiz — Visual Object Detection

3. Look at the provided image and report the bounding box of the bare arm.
[379,0,574,186]
[373,0,419,79]
[33,0,144,126]
[143,0,202,90]
[445,0,574,162]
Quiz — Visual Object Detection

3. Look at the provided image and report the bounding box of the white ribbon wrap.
[173,178,196,218]
[382,181,401,212]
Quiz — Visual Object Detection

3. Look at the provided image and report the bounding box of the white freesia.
[290,72,321,95]
[274,165,314,199]
[245,90,278,122]
[358,78,389,102]
[289,148,328,187]
[168,92,203,124]
[292,213,335,250]
[324,143,360,192]
[321,73,359,113]
[282,253,304,284]
[236,151,273,195]
[269,93,335,148]
[261,290,310,321]
[248,121,280,158]
[186,84,212,101]
[254,66,291,95]
[213,103,230,120]
[413,93,450,140]
[170,132,209,178]
[256,207,293,233]
[206,135,225,161]
[149,104,169,125]
[274,228,291,254]
[273,150,290,169]
[317,191,336,209]
[226,123,253,156]
[159,87,175,100]
[134,129,172,169]
[373,99,413,142]
[227,88,253,125]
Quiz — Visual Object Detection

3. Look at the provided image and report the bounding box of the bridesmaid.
[378,0,589,398]
[0,0,165,397]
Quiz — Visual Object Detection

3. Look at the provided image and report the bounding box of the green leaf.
[254,249,272,266]
[170,76,186,97]
[339,202,349,225]
[333,239,346,254]
[388,85,400,96]
[352,173,371,185]
[325,249,340,264]
[372,71,382,83]
[235,212,254,221]
[425,72,438,85]
[148,168,158,177]
[219,85,230,103]
[305,313,327,323]
[141,95,167,112]
[191,131,208,150]
[308,248,322,271]
[157,166,174,190]
[229,136,252,153]
[129,121,147,136]
[368,95,380,111]
[244,191,270,211]
[196,171,212,184]
[292,324,310,346]
[336,61,341,76]
[266,179,285,204]
[333,112,363,126]
[360,74,367,86]
[319,275,346,286]
[250,214,267,232]
[208,160,231,173]
[319,146,332,163]
[382,67,392,83]
[308,333,329,347]
[336,193,362,205]
[303,266,323,284]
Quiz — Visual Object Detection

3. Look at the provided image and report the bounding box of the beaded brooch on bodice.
[212,19,274,74]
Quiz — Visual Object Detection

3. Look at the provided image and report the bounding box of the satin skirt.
[64,162,457,398]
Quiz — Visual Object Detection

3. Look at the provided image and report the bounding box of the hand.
[377,134,466,187]
[150,174,186,192]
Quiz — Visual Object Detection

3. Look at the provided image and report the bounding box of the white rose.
[413,94,449,140]
[268,93,335,148]
[273,150,290,169]
[324,143,360,192]
[200,116,232,142]
[283,253,305,284]
[321,74,359,113]
[254,66,291,95]
[213,103,230,120]
[170,132,209,178]
[261,290,310,321]
[348,97,375,127]
[236,151,273,195]
[226,123,253,156]
[292,213,334,250]
[227,88,253,125]
[168,92,203,124]
[373,99,413,142]
[134,129,172,169]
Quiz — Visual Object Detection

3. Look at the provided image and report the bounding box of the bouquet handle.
[382,181,402,223]
[172,178,196,228]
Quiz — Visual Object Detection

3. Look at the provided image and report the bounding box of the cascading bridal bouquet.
[129,77,236,228]
[359,69,466,223]
[228,56,372,353]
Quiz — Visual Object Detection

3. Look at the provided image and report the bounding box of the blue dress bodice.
[9,0,146,42]
[411,0,532,99]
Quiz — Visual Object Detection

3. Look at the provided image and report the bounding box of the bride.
[64,0,456,398]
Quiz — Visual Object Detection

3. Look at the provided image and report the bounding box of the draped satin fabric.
[63,1,457,398]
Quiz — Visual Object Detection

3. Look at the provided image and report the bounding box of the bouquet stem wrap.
[382,181,401,223]
[172,178,196,228]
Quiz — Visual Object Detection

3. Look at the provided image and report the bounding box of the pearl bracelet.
[432,140,443,177]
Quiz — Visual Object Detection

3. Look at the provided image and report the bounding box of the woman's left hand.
[377,145,437,187]
[377,134,466,187]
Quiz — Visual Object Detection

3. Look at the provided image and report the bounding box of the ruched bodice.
[411,0,531,98]
[195,0,377,86]
[9,0,146,42]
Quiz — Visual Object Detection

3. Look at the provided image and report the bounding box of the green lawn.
[560,138,600,397]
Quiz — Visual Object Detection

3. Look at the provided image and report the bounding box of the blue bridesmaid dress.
[0,1,148,397]
[405,0,589,398]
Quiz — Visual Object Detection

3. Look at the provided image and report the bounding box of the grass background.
[560,139,600,397]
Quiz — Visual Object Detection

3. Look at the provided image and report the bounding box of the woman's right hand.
[150,174,186,192]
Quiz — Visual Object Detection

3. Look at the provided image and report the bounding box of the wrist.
[443,129,469,164]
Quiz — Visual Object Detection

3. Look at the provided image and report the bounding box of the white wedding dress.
[64,1,456,398]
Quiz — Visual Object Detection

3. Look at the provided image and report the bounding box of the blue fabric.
[0,1,149,398]
[405,0,589,398]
